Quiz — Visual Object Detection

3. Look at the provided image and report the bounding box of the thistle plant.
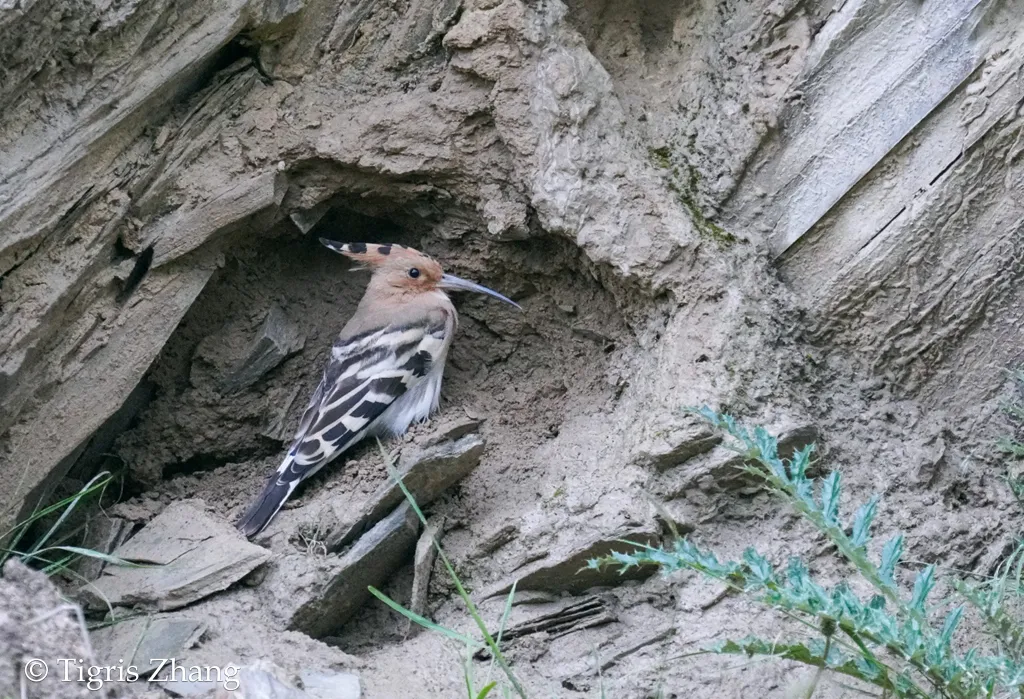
[589,407,1024,698]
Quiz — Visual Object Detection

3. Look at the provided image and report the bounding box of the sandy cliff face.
[1,0,1022,696]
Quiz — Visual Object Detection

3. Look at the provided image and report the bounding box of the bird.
[236,239,521,538]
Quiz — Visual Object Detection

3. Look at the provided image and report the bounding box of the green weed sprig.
[589,408,1024,698]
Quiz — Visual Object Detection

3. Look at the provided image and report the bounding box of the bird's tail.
[236,466,299,538]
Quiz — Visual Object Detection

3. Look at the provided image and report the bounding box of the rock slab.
[288,502,420,638]
[326,433,484,550]
[0,560,93,699]
[75,514,131,582]
[407,516,444,637]
[222,306,306,394]
[300,669,362,699]
[85,501,270,612]
[92,616,206,675]
[479,527,662,599]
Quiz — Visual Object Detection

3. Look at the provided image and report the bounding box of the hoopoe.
[236,239,520,538]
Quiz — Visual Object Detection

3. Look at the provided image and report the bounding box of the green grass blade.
[28,472,113,556]
[464,659,475,699]
[368,586,479,647]
[489,581,517,680]
[495,581,516,650]
[11,472,112,539]
[41,553,77,576]
[376,439,528,699]
[1,471,114,566]
[32,546,149,569]
[475,682,498,699]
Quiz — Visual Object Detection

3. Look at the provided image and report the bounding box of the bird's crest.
[319,239,433,269]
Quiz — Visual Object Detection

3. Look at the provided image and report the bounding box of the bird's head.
[320,239,521,310]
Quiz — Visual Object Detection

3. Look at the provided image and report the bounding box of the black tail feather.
[236,476,294,538]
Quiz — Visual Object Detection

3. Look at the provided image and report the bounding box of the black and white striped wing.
[236,320,447,537]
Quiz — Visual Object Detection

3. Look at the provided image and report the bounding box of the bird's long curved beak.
[439,274,522,310]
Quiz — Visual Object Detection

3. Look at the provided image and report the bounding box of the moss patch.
[648,145,737,247]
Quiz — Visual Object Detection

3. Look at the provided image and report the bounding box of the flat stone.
[476,523,519,555]
[261,384,303,441]
[777,424,819,457]
[83,501,270,612]
[92,616,206,675]
[558,623,677,683]
[597,624,677,672]
[661,423,820,496]
[222,306,305,394]
[155,678,219,697]
[75,514,131,582]
[511,590,557,606]
[160,662,307,698]
[0,262,217,543]
[422,416,482,447]
[288,503,420,638]
[912,435,946,486]
[634,416,723,472]
[289,200,332,234]
[148,170,287,268]
[407,516,444,637]
[222,665,306,699]
[326,433,484,551]
[300,669,361,699]
[474,595,615,660]
[477,526,661,599]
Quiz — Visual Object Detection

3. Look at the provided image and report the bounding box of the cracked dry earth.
[2,0,1024,698]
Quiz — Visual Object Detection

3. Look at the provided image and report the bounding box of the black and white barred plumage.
[236,311,454,538]
[236,239,518,538]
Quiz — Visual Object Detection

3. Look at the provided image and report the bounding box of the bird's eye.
[408,268,420,279]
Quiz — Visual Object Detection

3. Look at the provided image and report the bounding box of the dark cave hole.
[115,245,154,303]
[305,204,412,248]
[162,444,275,480]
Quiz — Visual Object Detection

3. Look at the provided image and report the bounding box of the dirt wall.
[2,0,1023,697]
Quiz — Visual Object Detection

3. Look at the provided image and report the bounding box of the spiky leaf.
[790,444,815,481]
[910,565,936,612]
[820,471,842,526]
[743,548,775,587]
[879,534,904,584]
[850,495,879,549]
[939,606,963,649]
